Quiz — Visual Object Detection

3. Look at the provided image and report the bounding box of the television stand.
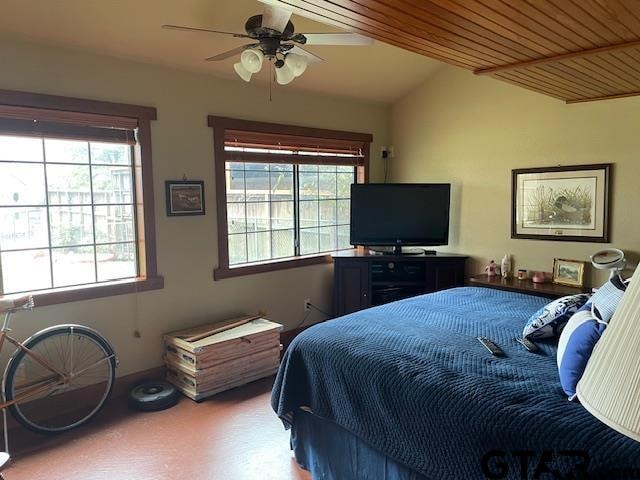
[332,249,468,316]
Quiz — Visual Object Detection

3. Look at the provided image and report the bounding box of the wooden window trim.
[208,116,372,280]
[0,89,163,306]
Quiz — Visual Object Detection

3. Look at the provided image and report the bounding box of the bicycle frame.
[0,328,68,410]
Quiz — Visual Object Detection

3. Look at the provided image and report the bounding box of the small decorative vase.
[531,271,546,284]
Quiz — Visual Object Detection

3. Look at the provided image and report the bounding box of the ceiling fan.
[162,3,373,85]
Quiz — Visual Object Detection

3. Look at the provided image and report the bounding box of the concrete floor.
[3,377,310,480]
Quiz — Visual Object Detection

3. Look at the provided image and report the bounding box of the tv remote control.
[516,337,539,353]
[477,336,505,356]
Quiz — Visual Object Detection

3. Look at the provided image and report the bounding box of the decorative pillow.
[523,294,591,339]
[590,275,627,323]
[557,302,606,401]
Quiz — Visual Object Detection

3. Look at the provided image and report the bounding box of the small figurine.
[486,260,498,277]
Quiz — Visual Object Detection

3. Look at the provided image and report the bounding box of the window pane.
[247,231,271,262]
[319,226,337,252]
[338,225,351,249]
[337,165,355,173]
[227,203,246,234]
[246,202,270,232]
[300,200,318,228]
[44,139,89,164]
[271,201,294,229]
[319,200,337,226]
[300,173,319,199]
[0,136,43,162]
[94,205,135,243]
[300,228,319,255]
[52,246,95,287]
[299,164,318,172]
[245,163,269,171]
[229,234,247,265]
[49,206,93,246]
[270,164,293,172]
[0,163,46,206]
[46,164,91,205]
[245,172,269,201]
[92,165,133,204]
[90,143,131,165]
[0,207,48,250]
[1,249,51,293]
[337,199,350,224]
[319,165,337,173]
[97,243,137,281]
[272,229,294,259]
[226,170,245,202]
[270,171,293,201]
[225,162,245,170]
[337,173,353,198]
[319,173,337,198]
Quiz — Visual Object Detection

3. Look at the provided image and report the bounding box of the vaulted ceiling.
[0,0,442,104]
[270,0,640,103]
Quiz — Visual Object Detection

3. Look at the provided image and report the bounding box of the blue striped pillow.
[590,275,627,323]
[557,302,606,400]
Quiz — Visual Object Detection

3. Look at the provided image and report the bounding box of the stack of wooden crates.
[164,315,283,401]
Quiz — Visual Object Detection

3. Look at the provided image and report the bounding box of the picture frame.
[552,258,586,288]
[512,164,611,242]
[165,180,205,216]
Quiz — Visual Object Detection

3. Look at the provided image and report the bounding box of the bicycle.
[0,295,118,470]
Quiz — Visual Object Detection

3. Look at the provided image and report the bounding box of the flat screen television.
[350,183,451,254]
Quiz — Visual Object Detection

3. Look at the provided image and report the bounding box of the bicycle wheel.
[4,325,117,434]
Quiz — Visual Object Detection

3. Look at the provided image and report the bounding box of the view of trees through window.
[0,135,138,294]
[225,161,355,265]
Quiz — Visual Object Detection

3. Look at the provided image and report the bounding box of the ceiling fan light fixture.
[275,64,295,85]
[240,49,264,74]
[285,53,308,77]
[233,62,252,82]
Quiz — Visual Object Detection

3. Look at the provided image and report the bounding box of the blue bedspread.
[271,287,640,479]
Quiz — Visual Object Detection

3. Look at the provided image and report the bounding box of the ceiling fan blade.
[205,44,258,62]
[289,45,323,64]
[299,33,373,46]
[162,24,250,38]
[262,4,292,33]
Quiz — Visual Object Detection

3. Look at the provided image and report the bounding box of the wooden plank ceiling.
[274,0,640,103]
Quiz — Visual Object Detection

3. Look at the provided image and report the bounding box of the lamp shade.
[233,62,252,82]
[240,49,263,74]
[285,53,308,77]
[275,64,295,85]
[577,262,640,441]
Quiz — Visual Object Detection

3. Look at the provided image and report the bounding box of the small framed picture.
[552,258,585,288]
[165,180,205,216]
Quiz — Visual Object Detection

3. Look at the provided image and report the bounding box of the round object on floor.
[128,380,180,412]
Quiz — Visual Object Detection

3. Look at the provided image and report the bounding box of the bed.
[271,287,640,479]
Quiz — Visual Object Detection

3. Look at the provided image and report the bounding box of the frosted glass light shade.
[233,62,252,82]
[240,49,264,74]
[285,53,308,77]
[577,262,640,442]
[275,64,295,85]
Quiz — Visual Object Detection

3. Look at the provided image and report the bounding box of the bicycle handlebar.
[0,295,34,314]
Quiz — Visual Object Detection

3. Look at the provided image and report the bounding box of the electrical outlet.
[304,298,311,312]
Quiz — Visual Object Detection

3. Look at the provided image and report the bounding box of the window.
[0,90,162,305]
[210,116,372,279]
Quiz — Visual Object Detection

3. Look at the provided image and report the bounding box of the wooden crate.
[163,316,283,401]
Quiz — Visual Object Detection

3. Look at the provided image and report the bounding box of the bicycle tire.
[4,325,117,434]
